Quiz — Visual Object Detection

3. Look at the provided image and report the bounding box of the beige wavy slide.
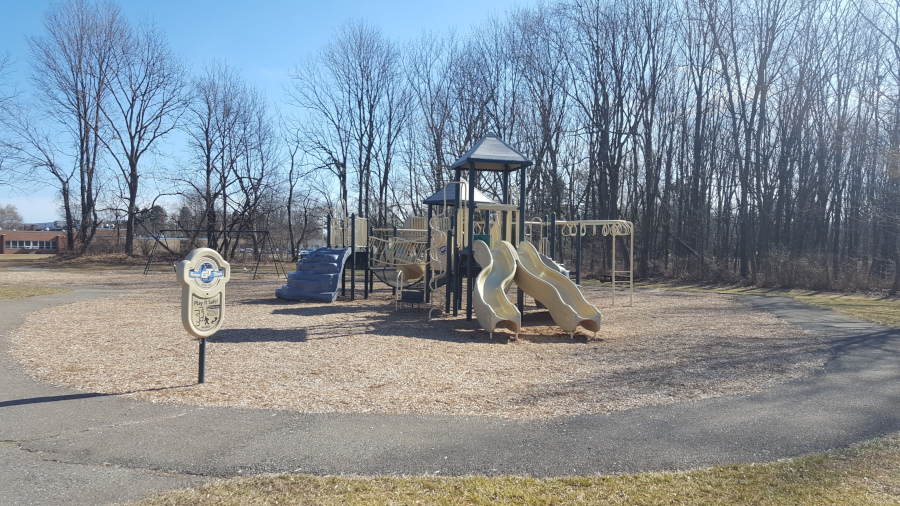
[472,240,521,338]
[514,241,601,338]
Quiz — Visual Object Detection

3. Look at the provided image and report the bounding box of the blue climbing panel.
[275,247,351,302]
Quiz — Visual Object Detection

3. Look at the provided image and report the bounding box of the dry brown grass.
[0,286,72,299]
[137,434,900,505]
[4,270,827,420]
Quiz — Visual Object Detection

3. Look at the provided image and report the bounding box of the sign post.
[176,248,231,383]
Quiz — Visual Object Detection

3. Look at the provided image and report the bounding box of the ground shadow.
[231,288,596,345]
[241,292,399,318]
[269,303,383,318]
[208,327,308,343]
[505,333,846,409]
[823,328,900,368]
[0,392,114,408]
[239,297,296,306]
[355,304,596,345]
[355,305,505,344]
[0,383,195,408]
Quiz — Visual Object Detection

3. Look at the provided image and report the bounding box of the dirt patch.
[4,270,829,419]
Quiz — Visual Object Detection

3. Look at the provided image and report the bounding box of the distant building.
[0,227,123,254]
[0,231,66,254]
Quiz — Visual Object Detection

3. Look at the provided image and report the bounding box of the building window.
[3,240,58,250]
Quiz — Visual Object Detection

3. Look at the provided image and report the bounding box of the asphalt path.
[1,289,898,505]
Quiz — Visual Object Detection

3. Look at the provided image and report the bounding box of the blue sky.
[0,0,534,223]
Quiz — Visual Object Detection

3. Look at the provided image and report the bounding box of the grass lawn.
[0,254,56,261]
[639,282,900,328]
[139,434,900,505]
[0,286,72,300]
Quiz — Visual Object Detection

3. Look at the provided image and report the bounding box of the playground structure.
[472,240,520,338]
[278,133,634,338]
[275,247,351,302]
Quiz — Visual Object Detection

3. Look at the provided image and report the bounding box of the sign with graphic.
[176,248,231,338]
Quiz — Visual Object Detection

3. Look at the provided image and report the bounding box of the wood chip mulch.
[3,270,829,420]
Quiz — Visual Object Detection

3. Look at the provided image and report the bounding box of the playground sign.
[177,248,231,338]
[176,248,230,384]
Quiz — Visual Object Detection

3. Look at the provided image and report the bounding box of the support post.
[350,213,356,300]
[364,222,371,299]
[326,213,332,248]
[391,224,398,297]
[575,217,582,285]
[370,223,375,294]
[612,227,616,306]
[466,162,477,321]
[447,218,454,315]
[517,163,526,314]
[425,205,433,304]
[543,215,549,257]
[340,215,347,297]
[557,216,563,260]
[502,170,510,241]
[452,171,462,317]
[630,225,634,306]
[198,338,206,384]
[550,212,557,261]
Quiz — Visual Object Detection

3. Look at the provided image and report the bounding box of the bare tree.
[510,3,574,217]
[853,0,900,293]
[283,119,308,261]
[0,52,17,187]
[568,0,640,224]
[183,61,226,248]
[626,0,676,277]
[280,128,326,261]
[0,101,78,249]
[288,55,352,213]
[28,0,125,253]
[102,21,187,255]
[289,21,409,225]
[0,204,23,229]
[0,52,11,100]
[372,49,413,226]
[228,89,278,256]
[703,0,804,279]
[406,31,459,192]
[184,61,273,259]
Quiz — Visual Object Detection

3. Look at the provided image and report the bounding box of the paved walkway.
[1,290,899,505]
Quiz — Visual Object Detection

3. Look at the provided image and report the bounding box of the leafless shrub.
[759,249,832,290]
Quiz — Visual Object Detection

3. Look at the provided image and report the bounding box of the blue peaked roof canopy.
[449,133,532,172]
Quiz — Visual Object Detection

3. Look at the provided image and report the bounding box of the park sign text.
[176,248,231,338]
